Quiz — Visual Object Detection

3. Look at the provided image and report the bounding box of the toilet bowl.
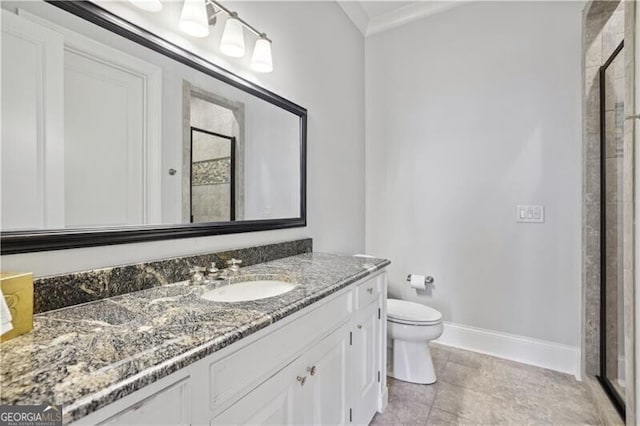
[387,299,443,384]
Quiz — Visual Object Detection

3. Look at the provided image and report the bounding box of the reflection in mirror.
[0,0,303,239]
[190,128,235,223]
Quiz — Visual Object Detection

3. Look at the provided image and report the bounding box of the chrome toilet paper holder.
[406,275,434,285]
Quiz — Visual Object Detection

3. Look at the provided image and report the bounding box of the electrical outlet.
[517,205,544,223]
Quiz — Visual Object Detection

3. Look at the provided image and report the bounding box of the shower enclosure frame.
[597,39,625,420]
[189,127,236,223]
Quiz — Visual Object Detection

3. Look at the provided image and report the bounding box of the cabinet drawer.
[209,291,351,412]
[356,275,382,310]
[99,378,190,425]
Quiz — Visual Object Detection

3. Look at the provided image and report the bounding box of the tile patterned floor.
[371,343,603,425]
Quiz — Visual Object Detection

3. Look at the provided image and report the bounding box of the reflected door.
[190,127,235,223]
[64,49,146,227]
[0,11,65,230]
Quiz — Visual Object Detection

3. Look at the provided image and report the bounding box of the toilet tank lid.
[387,299,442,323]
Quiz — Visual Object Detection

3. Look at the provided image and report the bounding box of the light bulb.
[128,0,163,12]
[251,36,273,73]
[179,0,210,38]
[220,15,245,57]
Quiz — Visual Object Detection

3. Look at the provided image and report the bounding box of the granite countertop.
[0,253,389,423]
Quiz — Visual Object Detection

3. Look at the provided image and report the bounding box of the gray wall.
[365,1,583,347]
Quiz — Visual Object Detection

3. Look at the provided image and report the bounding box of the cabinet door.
[352,299,381,425]
[304,323,350,425]
[211,357,305,426]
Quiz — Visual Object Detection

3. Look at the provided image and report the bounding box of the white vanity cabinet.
[352,300,382,425]
[76,271,387,426]
[210,356,306,425]
[212,323,350,425]
[100,378,192,425]
[304,322,351,425]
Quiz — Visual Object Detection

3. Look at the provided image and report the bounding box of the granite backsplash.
[33,238,312,313]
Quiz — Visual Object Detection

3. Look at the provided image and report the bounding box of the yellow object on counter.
[0,272,34,342]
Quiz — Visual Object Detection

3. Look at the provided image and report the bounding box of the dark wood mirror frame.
[0,0,307,255]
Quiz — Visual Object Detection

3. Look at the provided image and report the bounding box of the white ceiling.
[337,1,468,37]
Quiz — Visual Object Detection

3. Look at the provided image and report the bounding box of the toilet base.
[390,340,437,384]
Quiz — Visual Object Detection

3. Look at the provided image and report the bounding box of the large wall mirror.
[0,1,306,254]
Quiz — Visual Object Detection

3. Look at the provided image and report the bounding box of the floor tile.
[388,377,437,407]
[375,344,604,426]
[439,360,489,391]
[426,408,465,426]
[385,399,433,424]
[370,410,404,426]
[431,382,495,424]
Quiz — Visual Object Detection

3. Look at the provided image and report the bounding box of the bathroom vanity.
[0,253,390,425]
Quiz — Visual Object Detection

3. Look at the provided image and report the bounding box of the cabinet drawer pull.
[366,287,374,294]
[357,324,362,329]
[307,366,317,376]
[297,375,307,386]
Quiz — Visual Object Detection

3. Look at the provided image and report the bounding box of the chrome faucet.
[206,262,221,281]
[218,258,243,279]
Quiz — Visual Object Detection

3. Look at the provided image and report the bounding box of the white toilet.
[387,299,443,384]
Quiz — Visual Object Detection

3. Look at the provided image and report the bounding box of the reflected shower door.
[190,127,236,223]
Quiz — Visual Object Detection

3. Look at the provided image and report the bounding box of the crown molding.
[337,1,470,37]
[367,1,469,36]
[337,1,369,35]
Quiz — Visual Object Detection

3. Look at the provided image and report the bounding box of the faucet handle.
[227,258,242,266]
[226,258,242,272]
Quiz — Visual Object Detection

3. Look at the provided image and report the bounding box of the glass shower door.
[599,40,625,416]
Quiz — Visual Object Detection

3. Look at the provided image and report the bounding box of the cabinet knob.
[307,365,317,376]
[297,375,306,386]
[366,287,374,294]
[357,324,362,329]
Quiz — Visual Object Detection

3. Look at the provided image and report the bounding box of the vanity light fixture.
[179,0,210,38]
[251,35,273,73]
[220,13,245,57]
[128,0,163,12]
[130,0,273,72]
[205,0,273,72]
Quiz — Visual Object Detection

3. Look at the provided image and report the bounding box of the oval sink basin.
[201,280,297,302]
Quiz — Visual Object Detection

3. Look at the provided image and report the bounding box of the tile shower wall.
[582,0,625,377]
[602,40,625,391]
[623,0,637,421]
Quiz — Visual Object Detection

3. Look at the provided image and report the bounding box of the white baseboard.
[434,321,582,380]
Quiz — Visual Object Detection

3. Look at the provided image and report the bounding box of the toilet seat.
[387,299,442,325]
